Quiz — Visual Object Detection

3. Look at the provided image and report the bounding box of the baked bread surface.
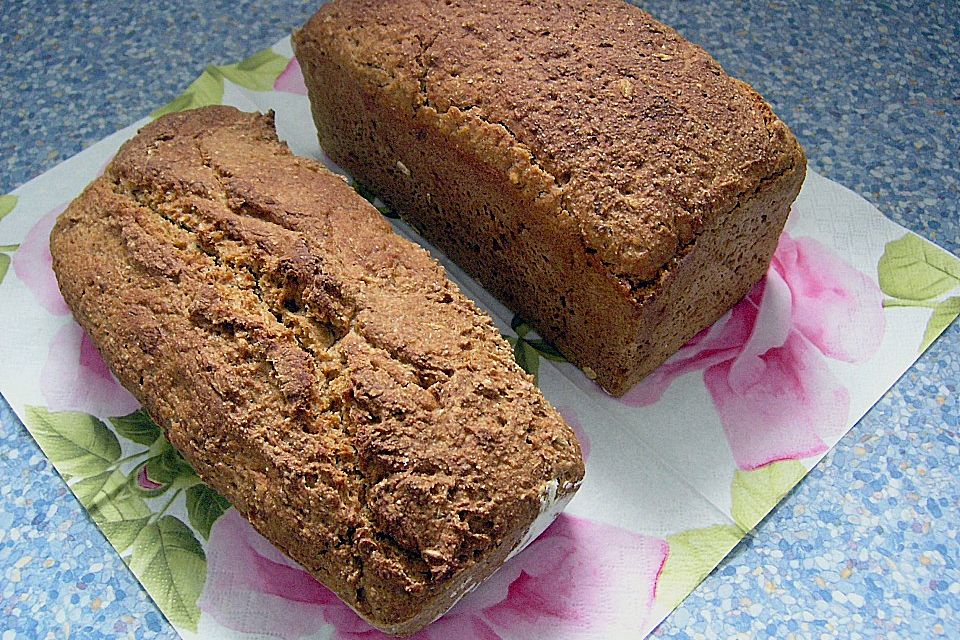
[50,106,584,636]
[294,0,807,395]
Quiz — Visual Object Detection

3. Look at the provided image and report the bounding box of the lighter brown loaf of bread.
[293,0,807,396]
[49,106,584,636]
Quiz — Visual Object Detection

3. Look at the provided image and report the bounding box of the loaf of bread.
[50,106,584,636]
[293,0,807,396]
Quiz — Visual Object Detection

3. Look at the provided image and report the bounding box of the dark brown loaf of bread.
[49,106,584,636]
[293,0,807,396]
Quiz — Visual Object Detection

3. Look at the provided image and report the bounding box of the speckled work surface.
[1,0,957,638]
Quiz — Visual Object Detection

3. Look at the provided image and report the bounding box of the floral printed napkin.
[0,38,958,640]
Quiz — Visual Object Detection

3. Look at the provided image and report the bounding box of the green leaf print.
[129,515,206,631]
[526,339,566,362]
[23,406,121,477]
[350,179,397,218]
[150,445,201,489]
[72,468,129,509]
[216,49,288,92]
[877,233,960,353]
[90,478,151,526]
[878,234,960,301]
[0,240,17,286]
[506,315,568,384]
[88,473,153,553]
[0,194,16,222]
[78,470,152,552]
[134,436,201,494]
[512,338,540,381]
[656,524,742,611]
[109,409,162,446]
[186,484,232,539]
[731,460,806,533]
[98,516,153,554]
[150,48,288,119]
[0,253,9,286]
[920,296,960,352]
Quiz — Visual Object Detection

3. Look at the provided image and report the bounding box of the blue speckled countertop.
[1,1,957,638]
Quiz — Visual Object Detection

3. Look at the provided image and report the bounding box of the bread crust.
[49,106,584,635]
[294,0,807,395]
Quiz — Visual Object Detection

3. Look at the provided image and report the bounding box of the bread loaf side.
[50,106,584,636]
[294,0,807,395]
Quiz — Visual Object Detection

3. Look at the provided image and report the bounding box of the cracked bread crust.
[49,106,584,636]
[293,0,807,396]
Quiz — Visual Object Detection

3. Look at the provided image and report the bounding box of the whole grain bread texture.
[49,106,584,636]
[293,0,807,396]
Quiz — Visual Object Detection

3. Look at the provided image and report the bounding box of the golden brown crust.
[49,106,584,635]
[294,0,806,396]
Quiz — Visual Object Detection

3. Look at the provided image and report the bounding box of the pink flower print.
[40,323,140,418]
[200,510,668,640]
[452,515,667,640]
[12,204,71,316]
[705,332,851,469]
[622,232,885,470]
[14,158,115,315]
[775,231,885,363]
[136,464,163,490]
[199,510,336,638]
[274,58,308,95]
